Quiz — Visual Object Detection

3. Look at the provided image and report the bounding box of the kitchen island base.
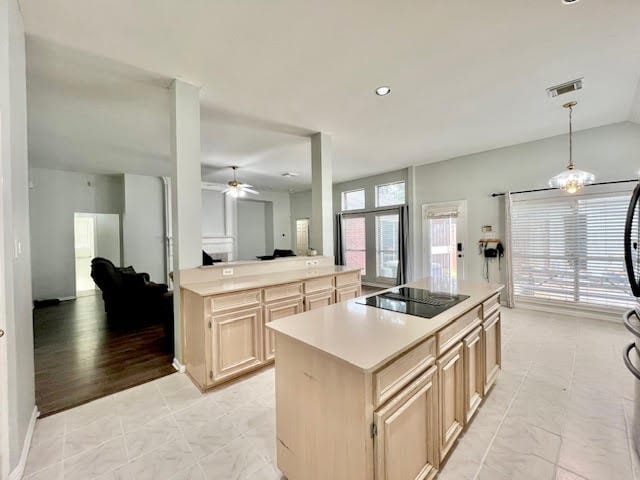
[271,281,502,480]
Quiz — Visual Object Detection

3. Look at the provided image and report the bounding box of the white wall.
[201,189,226,236]
[412,121,640,283]
[122,174,166,283]
[0,0,35,473]
[237,199,269,259]
[29,168,124,299]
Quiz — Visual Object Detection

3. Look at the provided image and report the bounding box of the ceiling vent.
[546,78,583,97]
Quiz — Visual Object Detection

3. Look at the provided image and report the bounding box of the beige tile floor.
[23,308,640,480]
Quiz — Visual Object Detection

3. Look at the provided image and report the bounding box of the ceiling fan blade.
[238,183,254,188]
[243,187,259,195]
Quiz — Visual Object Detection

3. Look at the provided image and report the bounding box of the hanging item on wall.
[478,239,504,281]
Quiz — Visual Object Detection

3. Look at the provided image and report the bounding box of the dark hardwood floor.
[34,293,175,417]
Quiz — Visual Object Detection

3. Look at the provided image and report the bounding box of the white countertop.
[267,278,503,373]
[181,265,361,297]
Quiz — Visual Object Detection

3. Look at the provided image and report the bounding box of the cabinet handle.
[623,342,640,381]
[623,310,640,338]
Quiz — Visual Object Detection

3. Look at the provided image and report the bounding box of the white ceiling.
[21,0,640,189]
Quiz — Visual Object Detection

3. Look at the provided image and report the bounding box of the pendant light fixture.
[223,166,259,198]
[548,101,595,194]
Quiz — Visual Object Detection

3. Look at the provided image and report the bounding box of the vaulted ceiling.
[21,0,640,190]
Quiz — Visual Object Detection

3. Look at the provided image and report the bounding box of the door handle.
[0,329,4,338]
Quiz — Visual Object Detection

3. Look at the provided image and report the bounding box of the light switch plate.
[222,268,234,276]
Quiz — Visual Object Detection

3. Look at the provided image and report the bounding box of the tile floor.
[24,308,640,480]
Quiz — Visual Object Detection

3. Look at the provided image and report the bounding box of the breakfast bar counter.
[267,278,503,480]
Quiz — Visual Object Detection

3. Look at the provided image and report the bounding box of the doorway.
[73,213,121,296]
[295,218,310,255]
[422,200,467,282]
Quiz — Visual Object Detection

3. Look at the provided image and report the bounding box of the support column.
[170,79,202,361]
[310,132,334,257]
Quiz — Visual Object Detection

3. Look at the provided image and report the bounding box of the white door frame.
[422,200,468,280]
[0,116,10,480]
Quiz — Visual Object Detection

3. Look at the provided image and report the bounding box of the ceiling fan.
[223,166,259,197]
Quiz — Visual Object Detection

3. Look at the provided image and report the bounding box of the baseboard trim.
[8,406,38,480]
[58,296,76,302]
[515,299,623,323]
[172,358,186,373]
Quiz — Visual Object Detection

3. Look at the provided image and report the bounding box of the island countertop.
[267,278,503,373]
[181,265,362,297]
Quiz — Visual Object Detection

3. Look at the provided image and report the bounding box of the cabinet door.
[335,285,361,303]
[211,306,263,383]
[463,326,483,424]
[437,342,464,462]
[304,290,334,311]
[374,366,439,480]
[263,298,303,361]
[483,311,502,393]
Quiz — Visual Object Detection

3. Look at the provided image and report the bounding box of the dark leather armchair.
[90,258,173,346]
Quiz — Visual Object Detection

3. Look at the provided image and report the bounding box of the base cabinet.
[374,366,439,480]
[463,326,484,423]
[483,311,501,393]
[304,290,334,310]
[211,306,263,383]
[335,284,361,303]
[263,298,304,361]
[437,342,464,462]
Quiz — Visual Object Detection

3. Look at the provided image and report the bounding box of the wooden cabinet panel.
[483,311,502,394]
[374,366,439,480]
[437,306,482,356]
[482,293,500,319]
[210,306,263,383]
[304,276,334,294]
[463,326,483,424]
[263,298,304,361]
[304,290,334,311]
[210,290,261,314]
[335,285,361,303]
[437,342,464,462]
[374,337,436,409]
[263,282,303,304]
[335,271,361,288]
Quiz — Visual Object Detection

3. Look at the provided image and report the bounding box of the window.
[344,216,366,275]
[376,181,405,207]
[375,213,399,279]
[341,189,365,211]
[511,189,635,310]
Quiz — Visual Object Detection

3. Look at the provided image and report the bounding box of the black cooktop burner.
[357,287,469,318]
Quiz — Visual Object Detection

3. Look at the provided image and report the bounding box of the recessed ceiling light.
[562,0,580,4]
[375,86,391,96]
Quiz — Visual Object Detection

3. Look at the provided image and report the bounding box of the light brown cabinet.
[304,290,335,310]
[210,306,263,383]
[181,269,361,391]
[437,342,464,462]
[263,298,304,361]
[335,284,361,303]
[463,326,483,423]
[374,366,439,480]
[483,310,501,394]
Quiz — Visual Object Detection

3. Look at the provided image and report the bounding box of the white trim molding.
[8,406,38,480]
[515,297,623,323]
[172,358,186,373]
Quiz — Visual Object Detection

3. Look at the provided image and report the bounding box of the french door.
[423,200,467,283]
[343,211,400,285]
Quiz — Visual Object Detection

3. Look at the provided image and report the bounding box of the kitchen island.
[268,278,503,480]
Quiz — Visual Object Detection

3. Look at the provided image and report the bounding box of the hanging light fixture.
[223,166,259,198]
[548,101,595,194]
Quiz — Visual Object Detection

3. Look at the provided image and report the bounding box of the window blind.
[511,189,635,310]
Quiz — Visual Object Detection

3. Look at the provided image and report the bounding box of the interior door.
[74,213,96,294]
[295,218,310,255]
[423,201,467,283]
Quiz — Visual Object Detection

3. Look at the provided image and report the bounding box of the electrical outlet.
[222,268,234,276]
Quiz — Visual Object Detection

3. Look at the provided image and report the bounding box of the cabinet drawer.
[304,276,334,294]
[263,282,303,304]
[210,290,262,314]
[335,285,361,303]
[437,306,482,356]
[335,271,360,288]
[373,337,436,408]
[482,293,500,319]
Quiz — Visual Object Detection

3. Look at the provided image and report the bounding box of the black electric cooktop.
[357,287,469,318]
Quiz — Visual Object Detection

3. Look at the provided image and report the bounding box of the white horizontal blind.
[511,189,635,310]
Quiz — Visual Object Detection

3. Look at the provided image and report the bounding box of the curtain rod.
[491,179,638,198]
[339,205,406,215]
